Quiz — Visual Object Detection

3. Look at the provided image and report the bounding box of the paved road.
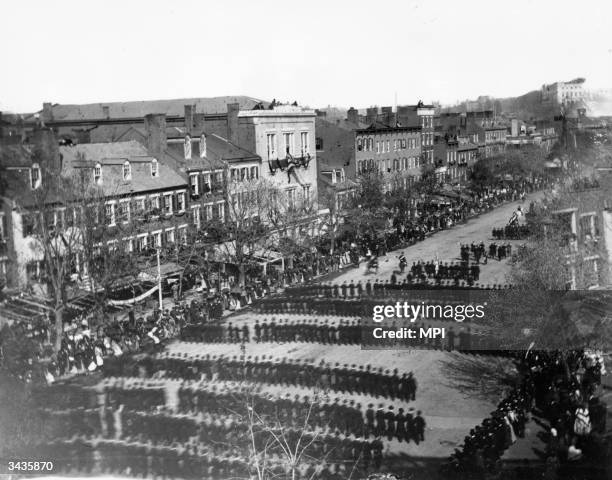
[330,193,543,287]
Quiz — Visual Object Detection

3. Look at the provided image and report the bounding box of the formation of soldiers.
[104,352,418,402]
[492,224,530,240]
[409,260,481,283]
[182,317,363,345]
[460,242,513,263]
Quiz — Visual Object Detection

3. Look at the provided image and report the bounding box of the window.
[250,166,259,179]
[163,194,173,215]
[393,140,397,151]
[283,132,294,155]
[137,235,148,252]
[300,132,309,155]
[287,188,296,209]
[151,195,160,213]
[93,163,102,183]
[179,227,188,244]
[376,141,380,154]
[386,140,390,152]
[30,163,41,190]
[153,231,162,248]
[151,159,158,177]
[105,203,115,226]
[315,137,323,150]
[165,228,175,244]
[191,206,201,228]
[267,133,277,159]
[190,173,199,196]
[303,184,311,200]
[118,200,130,223]
[123,161,131,181]
[22,214,35,236]
[203,203,213,221]
[216,203,225,222]
[177,192,185,212]
[357,138,363,151]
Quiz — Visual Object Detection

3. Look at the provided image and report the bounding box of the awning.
[139,262,184,281]
[211,241,284,264]
[108,283,160,306]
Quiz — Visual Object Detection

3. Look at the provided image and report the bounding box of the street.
[330,193,543,287]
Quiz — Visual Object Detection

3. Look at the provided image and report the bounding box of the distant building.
[542,78,586,105]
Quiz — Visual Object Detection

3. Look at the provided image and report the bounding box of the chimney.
[366,107,378,125]
[144,113,167,159]
[199,133,207,158]
[42,102,54,124]
[184,105,194,135]
[102,105,110,119]
[193,113,206,135]
[381,106,394,126]
[184,135,192,159]
[32,127,61,172]
[347,107,358,125]
[227,102,240,144]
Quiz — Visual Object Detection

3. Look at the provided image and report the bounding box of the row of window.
[230,166,260,183]
[266,132,310,160]
[105,191,186,226]
[94,160,159,185]
[357,157,420,174]
[357,137,419,153]
[485,131,506,142]
[422,132,434,147]
[421,116,434,129]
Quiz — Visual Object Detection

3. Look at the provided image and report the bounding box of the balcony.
[268,153,312,176]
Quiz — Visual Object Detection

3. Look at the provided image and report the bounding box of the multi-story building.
[231,104,318,219]
[546,169,612,289]
[315,108,422,194]
[0,132,191,291]
[396,102,435,166]
[506,119,558,153]
[542,78,586,105]
[354,125,422,191]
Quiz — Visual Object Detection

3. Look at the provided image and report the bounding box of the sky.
[2,0,612,113]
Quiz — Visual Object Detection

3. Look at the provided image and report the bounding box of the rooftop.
[42,96,269,122]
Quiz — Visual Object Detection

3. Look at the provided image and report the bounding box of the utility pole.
[157,247,163,310]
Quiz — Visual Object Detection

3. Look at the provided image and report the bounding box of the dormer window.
[94,163,102,184]
[123,161,131,181]
[30,163,41,190]
[151,159,159,178]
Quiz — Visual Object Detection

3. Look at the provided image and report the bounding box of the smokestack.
[227,103,240,144]
[144,114,167,159]
[184,105,194,135]
[347,107,359,125]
